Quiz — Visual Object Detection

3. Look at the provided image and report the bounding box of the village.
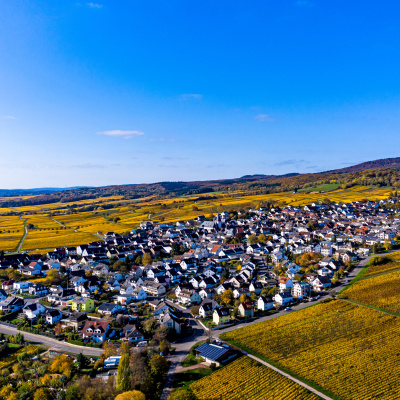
[0,198,399,361]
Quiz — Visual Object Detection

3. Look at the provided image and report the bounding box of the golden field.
[0,216,26,251]
[191,356,321,400]
[221,300,400,400]
[343,269,400,314]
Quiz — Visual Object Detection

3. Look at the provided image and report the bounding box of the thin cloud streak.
[97,130,144,139]
[181,94,202,100]
[87,2,103,8]
[254,114,275,122]
[0,115,16,120]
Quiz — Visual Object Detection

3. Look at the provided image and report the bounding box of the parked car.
[136,341,148,347]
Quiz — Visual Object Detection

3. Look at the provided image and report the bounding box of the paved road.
[16,223,28,253]
[0,324,103,356]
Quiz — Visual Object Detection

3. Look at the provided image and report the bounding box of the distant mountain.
[0,187,91,196]
[1,157,399,208]
[240,173,300,180]
[327,157,400,174]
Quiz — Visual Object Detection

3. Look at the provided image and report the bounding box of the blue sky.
[1,1,400,188]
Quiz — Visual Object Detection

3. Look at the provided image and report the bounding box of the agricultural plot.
[222,300,400,400]
[364,260,400,276]
[191,356,321,400]
[22,229,97,251]
[56,212,133,235]
[0,216,25,251]
[343,269,400,314]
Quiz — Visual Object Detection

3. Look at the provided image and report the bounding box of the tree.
[247,234,258,245]
[142,253,152,265]
[34,388,51,400]
[103,341,118,358]
[190,305,200,316]
[76,353,87,370]
[55,322,62,336]
[149,355,168,379]
[258,234,267,243]
[121,340,131,355]
[222,268,230,280]
[14,332,25,344]
[116,353,131,391]
[220,290,234,305]
[130,353,149,390]
[112,260,125,271]
[17,383,34,400]
[65,384,80,400]
[159,340,170,354]
[143,317,158,335]
[114,391,145,400]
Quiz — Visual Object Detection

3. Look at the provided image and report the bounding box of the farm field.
[364,259,400,276]
[21,229,98,251]
[190,356,321,400]
[221,300,400,400]
[343,269,400,314]
[0,216,25,251]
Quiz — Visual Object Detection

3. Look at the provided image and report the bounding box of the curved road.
[0,324,103,356]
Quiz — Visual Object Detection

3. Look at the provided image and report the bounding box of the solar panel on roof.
[196,343,229,361]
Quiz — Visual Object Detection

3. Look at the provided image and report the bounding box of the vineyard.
[0,216,26,251]
[221,300,400,400]
[364,260,400,276]
[343,269,400,314]
[190,356,321,400]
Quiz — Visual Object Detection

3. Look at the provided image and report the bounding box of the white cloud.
[97,130,145,139]
[0,115,16,120]
[149,138,176,142]
[254,114,275,122]
[87,2,103,8]
[181,94,202,100]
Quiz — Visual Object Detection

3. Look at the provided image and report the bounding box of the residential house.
[82,321,110,343]
[45,309,63,325]
[28,284,49,297]
[0,296,25,313]
[178,290,202,306]
[142,281,166,296]
[122,324,145,342]
[312,276,332,291]
[69,297,95,313]
[257,296,274,311]
[273,291,293,305]
[198,299,219,318]
[238,302,254,318]
[23,303,46,320]
[292,282,312,299]
[213,307,230,325]
[98,302,123,315]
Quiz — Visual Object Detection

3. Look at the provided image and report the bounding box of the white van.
[136,341,148,347]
